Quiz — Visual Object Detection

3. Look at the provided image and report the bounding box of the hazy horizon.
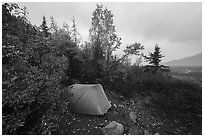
[17,2,202,63]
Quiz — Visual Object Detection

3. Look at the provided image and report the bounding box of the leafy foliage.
[2,3,74,134]
[89,4,121,65]
[122,42,144,66]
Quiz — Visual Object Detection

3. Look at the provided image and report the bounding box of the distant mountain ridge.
[165,53,202,66]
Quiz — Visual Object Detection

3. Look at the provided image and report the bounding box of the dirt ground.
[53,90,202,135]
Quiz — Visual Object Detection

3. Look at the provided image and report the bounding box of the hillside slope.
[165,53,202,66]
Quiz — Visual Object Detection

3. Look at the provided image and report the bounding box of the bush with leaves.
[123,66,201,119]
[2,3,74,134]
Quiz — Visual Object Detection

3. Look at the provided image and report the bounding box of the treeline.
[2,3,201,135]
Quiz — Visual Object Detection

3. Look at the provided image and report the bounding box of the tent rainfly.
[68,84,111,115]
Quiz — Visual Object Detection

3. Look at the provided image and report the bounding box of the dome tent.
[68,84,111,115]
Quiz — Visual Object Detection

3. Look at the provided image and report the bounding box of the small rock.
[154,133,159,135]
[196,114,202,118]
[129,129,140,135]
[136,101,145,109]
[118,104,125,107]
[99,123,105,128]
[130,99,134,103]
[119,95,124,100]
[113,104,117,108]
[128,126,143,135]
[129,112,137,123]
[141,96,152,106]
[102,121,124,135]
[144,130,150,135]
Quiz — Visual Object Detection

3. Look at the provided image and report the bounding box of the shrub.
[2,3,73,134]
[123,66,201,119]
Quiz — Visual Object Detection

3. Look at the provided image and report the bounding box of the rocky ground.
[52,90,202,135]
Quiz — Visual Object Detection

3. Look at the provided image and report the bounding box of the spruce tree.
[145,44,169,73]
[71,17,81,46]
[40,16,49,37]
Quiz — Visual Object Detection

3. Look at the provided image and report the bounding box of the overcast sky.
[17,2,202,62]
